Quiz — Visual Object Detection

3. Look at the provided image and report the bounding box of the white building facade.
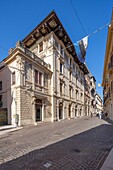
[0,11,91,126]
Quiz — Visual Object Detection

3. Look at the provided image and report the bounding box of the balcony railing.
[35,84,49,94]
[16,41,51,70]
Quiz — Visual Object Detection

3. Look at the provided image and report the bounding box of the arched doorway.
[59,102,63,120]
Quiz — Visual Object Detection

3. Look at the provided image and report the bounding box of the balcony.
[35,84,49,94]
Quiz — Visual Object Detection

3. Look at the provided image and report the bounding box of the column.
[32,97,36,125]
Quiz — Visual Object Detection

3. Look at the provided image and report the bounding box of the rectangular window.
[12,72,15,85]
[81,93,83,101]
[0,95,2,101]
[35,70,38,84]
[70,58,72,66]
[35,70,42,86]
[69,71,72,81]
[60,82,62,93]
[39,42,43,53]
[0,81,2,90]
[0,95,2,107]
[55,39,58,48]
[39,72,42,85]
[60,46,63,56]
[111,81,113,92]
[60,63,63,73]
[44,73,48,87]
[64,52,68,63]
[76,90,78,100]
[69,86,71,98]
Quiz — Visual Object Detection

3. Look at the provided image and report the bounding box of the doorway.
[35,99,42,121]
[75,106,77,117]
[68,104,71,118]
[59,103,63,119]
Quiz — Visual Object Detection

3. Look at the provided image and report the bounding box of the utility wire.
[0,19,112,61]
[69,0,87,36]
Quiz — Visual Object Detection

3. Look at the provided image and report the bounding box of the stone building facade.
[84,73,97,116]
[0,44,52,126]
[102,10,113,120]
[0,11,97,126]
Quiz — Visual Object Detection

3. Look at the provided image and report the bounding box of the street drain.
[72,148,81,153]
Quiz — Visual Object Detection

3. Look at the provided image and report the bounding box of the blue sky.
[0,0,113,98]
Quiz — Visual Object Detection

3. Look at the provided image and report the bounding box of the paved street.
[0,116,113,170]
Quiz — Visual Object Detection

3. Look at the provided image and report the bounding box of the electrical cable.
[69,0,87,36]
[0,19,112,61]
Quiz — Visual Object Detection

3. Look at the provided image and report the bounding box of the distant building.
[0,11,97,126]
[95,93,103,114]
[84,72,96,116]
[102,10,113,120]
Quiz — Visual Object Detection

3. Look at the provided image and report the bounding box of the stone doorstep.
[100,148,113,170]
[0,125,16,131]
[0,126,23,137]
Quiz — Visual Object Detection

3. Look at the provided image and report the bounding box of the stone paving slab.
[0,117,113,170]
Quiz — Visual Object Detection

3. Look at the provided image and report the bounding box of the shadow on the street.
[102,117,113,124]
[0,121,113,170]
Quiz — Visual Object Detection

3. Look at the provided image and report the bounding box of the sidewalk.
[100,148,113,170]
[0,124,23,136]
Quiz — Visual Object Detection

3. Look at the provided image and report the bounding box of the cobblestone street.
[0,117,113,170]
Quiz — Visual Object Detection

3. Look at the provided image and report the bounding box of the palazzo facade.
[0,11,97,126]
